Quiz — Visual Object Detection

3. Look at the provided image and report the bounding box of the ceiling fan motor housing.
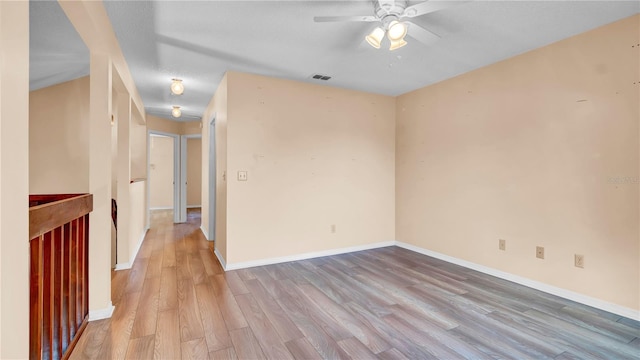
[374,0,408,22]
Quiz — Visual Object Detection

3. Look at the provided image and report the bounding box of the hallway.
[71,209,227,359]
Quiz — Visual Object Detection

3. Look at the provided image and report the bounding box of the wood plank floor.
[71,209,640,359]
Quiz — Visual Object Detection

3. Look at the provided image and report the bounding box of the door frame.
[208,114,217,242]
[147,130,181,223]
[180,133,202,223]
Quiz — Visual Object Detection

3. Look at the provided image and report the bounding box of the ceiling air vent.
[311,74,332,81]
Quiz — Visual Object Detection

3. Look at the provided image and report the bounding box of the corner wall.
[201,73,228,261]
[29,76,90,193]
[396,15,639,312]
[0,1,29,357]
[225,72,396,266]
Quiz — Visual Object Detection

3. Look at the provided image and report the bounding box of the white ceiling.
[30,0,89,91]
[30,1,639,121]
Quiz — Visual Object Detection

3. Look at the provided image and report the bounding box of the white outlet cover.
[238,171,248,181]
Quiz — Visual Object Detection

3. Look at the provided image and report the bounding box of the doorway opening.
[148,132,180,223]
[147,130,203,225]
[181,134,203,223]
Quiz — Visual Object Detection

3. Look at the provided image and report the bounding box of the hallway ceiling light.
[170,78,184,95]
[171,106,181,118]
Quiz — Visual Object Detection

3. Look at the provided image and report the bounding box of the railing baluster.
[53,227,62,359]
[29,194,93,360]
[62,223,70,353]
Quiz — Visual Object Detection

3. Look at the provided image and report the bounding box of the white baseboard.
[224,241,396,271]
[89,303,115,321]
[150,206,173,210]
[395,241,640,321]
[200,225,211,241]
[114,262,131,271]
[214,248,227,271]
[188,205,202,209]
[114,227,149,271]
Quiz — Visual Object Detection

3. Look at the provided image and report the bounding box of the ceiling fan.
[314,0,466,50]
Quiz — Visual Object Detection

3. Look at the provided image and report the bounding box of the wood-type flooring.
[70,209,640,359]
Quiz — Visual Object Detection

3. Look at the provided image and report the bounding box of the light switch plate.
[238,171,248,181]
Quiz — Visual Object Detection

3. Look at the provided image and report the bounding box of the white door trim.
[208,114,217,242]
[180,133,202,223]
[147,130,181,223]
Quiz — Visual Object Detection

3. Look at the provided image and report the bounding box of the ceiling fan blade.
[405,21,440,45]
[313,15,377,23]
[402,0,469,18]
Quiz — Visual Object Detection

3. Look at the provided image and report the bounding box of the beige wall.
[129,180,147,262]
[201,73,228,257]
[58,0,149,317]
[29,76,90,194]
[130,105,146,180]
[148,115,182,134]
[187,138,202,206]
[396,15,639,311]
[182,120,201,135]
[88,52,115,315]
[224,72,396,265]
[111,88,119,200]
[0,1,29,357]
[149,135,174,209]
[147,115,200,136]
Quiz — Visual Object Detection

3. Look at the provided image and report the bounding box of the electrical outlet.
[237,171,248,181]
[536,246,544,259]
[331,224,336,233]
[499,239,506,251]
[575,254,584,268]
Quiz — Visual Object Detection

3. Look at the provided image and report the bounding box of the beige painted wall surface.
[58,0,148,319]
[129,181,147,263]
[111,89,119,200]
[130,105,147,180]
[29,76,90,193]
[396,15,639,311]
[148,115,182,134]
[225,72,396,265]
[0,1,29,357]
[201,73,228,258]
[187,138,202,206]
[182,120,201,135]
[149,135,174,209]
[147,116,200,135]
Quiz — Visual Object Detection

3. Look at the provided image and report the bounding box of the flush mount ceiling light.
[170,78,184,95]
[171,106,182,118]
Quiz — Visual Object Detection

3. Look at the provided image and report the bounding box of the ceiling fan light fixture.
[170,78,184,95]
[171,106,182,118]
[387,21,407,41]
[365,27,385,49]
[389,38,407,51]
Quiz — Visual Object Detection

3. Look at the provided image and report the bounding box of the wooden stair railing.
[29,194,93,360]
